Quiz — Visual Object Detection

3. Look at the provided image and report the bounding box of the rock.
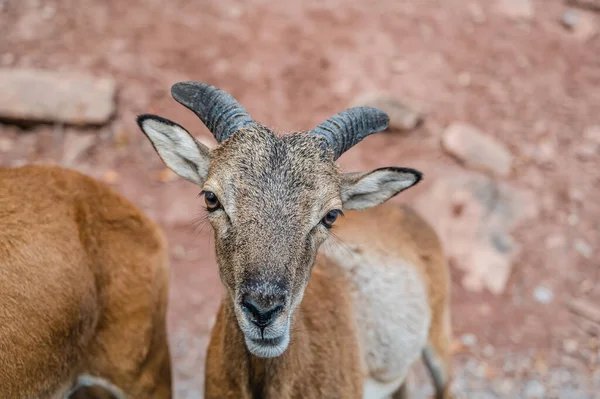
[561,9,580,28]
[561,9,598,41]
[563,339,579,354]
[413,172,538,294]
[461,333,478,347]
[523,380,546,398]
[568,213,580,226]
[495,0,534,20]
[0,68,116,125]
[102,169,119,185]
[352,92,424,131]
[442,122,513,177]
[483,345,495,357]
[574,238,593,259]
[533,286,554,304]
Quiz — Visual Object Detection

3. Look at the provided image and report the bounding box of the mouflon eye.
[321,210,341,228]
[203,191,221,211]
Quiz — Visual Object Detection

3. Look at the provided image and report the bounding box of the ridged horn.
[171,81,255,142]
[311,107,389,159]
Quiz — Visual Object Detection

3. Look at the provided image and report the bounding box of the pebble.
[568,213,580,226]
[574,238,593,259]
[461,333,478,347]
[523,380,546,398]
[561,9,580,29]
[533,286,554,304]
[483,344,495,357]
[563,339,579,354]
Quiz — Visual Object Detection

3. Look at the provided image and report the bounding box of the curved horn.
[311,107,389,160]
[171,82,255,142]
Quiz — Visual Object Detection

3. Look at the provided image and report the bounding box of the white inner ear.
[140,118,210,186]
[342,170,418,210]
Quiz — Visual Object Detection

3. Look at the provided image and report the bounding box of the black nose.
[241,295,284,328]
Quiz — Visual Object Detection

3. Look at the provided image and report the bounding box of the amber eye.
[203,191,221,211]
[321,210,341,228]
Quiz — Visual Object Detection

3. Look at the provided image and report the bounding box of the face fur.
[138,85,422,358]
[202,126,341,357]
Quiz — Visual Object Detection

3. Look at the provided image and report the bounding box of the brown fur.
[0,165,172,399]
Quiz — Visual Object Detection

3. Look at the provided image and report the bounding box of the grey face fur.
[138,82,422,358]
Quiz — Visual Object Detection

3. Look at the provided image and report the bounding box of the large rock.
[352,92,424,132]
[442,122,513,177]
[0,68,116,125]
[413,172,538,294]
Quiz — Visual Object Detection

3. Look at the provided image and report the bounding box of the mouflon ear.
[137,114,210,186]
[340,167,422,210]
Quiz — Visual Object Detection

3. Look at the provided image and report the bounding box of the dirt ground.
[1,0,599,398]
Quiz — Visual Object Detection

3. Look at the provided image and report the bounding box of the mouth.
[250,335,285,346]
[244,333,290,358]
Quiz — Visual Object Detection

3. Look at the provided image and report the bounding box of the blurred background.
[0,0,599,398]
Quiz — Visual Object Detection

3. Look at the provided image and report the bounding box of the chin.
[245,332,290,358]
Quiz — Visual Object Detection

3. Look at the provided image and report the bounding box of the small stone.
[568,213,580,226]
[495,0,534,20]
[568,188,584,202]
[0,68,116,125]
[523,380,545,398]
[534,139,556,164]
[561,9,580,29]
[483,344,495,357]
[41,4,56,19]
[102,170,119,185]
[563,339,579,354]
[574,238,593,259]
[576,143,598,160]
[441,122,513,177]
[562,9,598,41]
[156,168,178,183]
[352,92,423,131]
[533,286,554,304]
[545,234,566,250]
[461,333,478,347]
